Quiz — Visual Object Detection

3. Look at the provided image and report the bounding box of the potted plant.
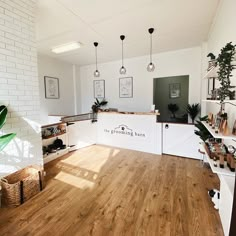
[0,105,16,151]
[91,98,108,122]
[186,103,200,123]
[168,103,179,119]
[217,42,236,101]
[194,116,213,142]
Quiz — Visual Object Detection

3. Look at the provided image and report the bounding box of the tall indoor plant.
[0,105,16,151]
[217,42,236,101]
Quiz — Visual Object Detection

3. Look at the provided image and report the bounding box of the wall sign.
[44,76,59,99]
[94,80,105,98]
[104,124,146,138]
[119,77,133,98]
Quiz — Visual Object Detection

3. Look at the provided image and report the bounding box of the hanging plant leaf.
[0,133,16,151]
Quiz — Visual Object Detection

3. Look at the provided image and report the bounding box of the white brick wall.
[0,0,42,177]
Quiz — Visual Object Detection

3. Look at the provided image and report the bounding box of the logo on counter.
[104,124,146,138]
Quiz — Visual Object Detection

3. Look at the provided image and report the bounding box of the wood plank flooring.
[0,145,223,236]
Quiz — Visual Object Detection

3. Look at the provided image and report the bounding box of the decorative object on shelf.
[207,53,217,71]
[167,103,179,119]
[119,77,133,98]
[207,77,216,97]
[217,42,236,101]
[94,80,105,98]
[232,120,236,135]
[0,105,16,151]
[119,35,126,75]
[91,98,108,122]
[208,189,220,210]
[186,103,200,123]
[194,116,213,142]
[93,42,100,77]
[147,28,155,72]
[44,76,59,99]
[169,83,181,98]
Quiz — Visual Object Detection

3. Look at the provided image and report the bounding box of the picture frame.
[94,80,105,98]
[207,77,216,95]
[119,77,133,98]
[169,83,181,98]
[44,76,59,99]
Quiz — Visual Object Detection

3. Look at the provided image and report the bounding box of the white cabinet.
[68,120,97,151]
[162,123,200,159]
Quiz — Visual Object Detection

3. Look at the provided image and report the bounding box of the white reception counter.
[97,112,162,154]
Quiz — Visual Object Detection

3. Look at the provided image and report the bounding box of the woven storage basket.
[1,166,44,207]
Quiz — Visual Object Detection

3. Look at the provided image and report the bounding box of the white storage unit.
[162,123,200,159]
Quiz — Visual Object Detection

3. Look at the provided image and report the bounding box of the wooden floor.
[0,145,223,236]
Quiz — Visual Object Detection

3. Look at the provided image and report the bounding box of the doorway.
[153,75,189,123]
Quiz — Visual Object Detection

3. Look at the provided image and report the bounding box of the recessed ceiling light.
[51,42,81,54]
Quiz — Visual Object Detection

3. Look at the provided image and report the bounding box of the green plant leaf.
[0,133,16,151]
[0,105,7,129]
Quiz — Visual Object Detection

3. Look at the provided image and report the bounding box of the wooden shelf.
[42,132,66,140]
[201,121,236,140]
[202,99,236,103]
[202,66,219,79]
[202,143,235,177]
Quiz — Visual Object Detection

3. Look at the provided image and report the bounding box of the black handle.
[165,124,169,129]
[67,122,75,126]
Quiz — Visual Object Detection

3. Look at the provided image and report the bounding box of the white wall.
[0,0,42,177]
[38,54,80,121]
[204,0,236,140]
[80,47,202,113]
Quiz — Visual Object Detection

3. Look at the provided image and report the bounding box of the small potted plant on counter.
[91,98,108,122]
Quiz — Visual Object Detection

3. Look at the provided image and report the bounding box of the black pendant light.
[147,28,155,72]
[94,42,100,77]
[119,35,126,75]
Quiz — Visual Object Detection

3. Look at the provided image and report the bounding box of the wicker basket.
[1,166,44,207]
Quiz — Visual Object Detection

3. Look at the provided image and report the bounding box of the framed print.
[207,77,216,95]
[44,76,59,99]
[169,83,181,98]
[119,77,133,98]
[94,80,105,98]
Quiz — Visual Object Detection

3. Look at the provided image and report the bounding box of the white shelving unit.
[201,143,235,177]
[201,121,236,140]
[42,122,69,165]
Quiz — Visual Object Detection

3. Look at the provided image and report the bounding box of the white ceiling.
[36,0,220,66]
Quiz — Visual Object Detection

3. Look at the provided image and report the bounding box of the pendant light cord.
[122,40,124,67]
[95,46,98,70]
[150,33,152,63]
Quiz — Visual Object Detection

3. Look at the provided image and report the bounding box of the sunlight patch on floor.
[55,171,95,189]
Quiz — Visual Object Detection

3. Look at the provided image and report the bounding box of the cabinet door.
[162,123,200,159]
[68,120,97,151]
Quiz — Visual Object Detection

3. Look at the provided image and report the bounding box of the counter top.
[99,111,160,115]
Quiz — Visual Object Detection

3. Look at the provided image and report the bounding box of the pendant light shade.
[94,42,100,77]
[147,28,155,72]
[120,35,127,75]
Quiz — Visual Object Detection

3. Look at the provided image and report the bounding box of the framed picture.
[119,77,133,98]
[94,80,105,98]
[208,77,216,95]
[44,76,59,99]
[169,83,181,98]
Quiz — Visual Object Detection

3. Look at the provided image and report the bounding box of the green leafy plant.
[91,98,108,113]
[186,103,200,123]
[194,116,213,142]
[0,105,16,151]
[217,42,236,101]
[168,103,179,118]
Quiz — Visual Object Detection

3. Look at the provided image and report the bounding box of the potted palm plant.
[186,103,200,123]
